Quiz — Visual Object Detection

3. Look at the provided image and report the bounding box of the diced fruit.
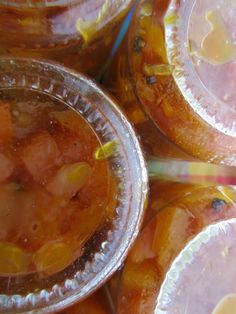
[19,131,62,184]
[34,241,73,275]
[0,101,13,145]
[0,242,30,275]
[0,153,14,183]
[128,224,156,263]
[152,206,198,269]
[46,162,92,199]
[122,259,160,291]
[0,96,112,272]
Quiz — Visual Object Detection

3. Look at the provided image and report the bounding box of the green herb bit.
[95,141,117,160]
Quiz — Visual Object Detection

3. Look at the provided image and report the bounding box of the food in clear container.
[110,0,236,164]
[0,58,147,313]
[156,218,236,314]
[0,0,133,76]
[117,186,236,313]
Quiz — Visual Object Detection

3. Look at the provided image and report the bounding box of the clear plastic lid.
[156,218,236,314]
[165,0,236,136]
[0,58,148,313]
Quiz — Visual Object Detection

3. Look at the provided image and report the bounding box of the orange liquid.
[0,0,132,76]
[0,89,116,282]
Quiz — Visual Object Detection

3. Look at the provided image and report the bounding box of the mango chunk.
[19,131,62,184]
[0,242,30,275]
[46,162,92,199]
[34,241,72,275]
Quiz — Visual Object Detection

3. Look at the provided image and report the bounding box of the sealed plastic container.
[0,57,147,313]
[117,185,236,313]
[156,218,236,314]
[0,0,133,76]
[111,0,236,164]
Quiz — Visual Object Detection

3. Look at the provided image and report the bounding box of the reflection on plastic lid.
[155,218,236,314]
[165,0,236,136]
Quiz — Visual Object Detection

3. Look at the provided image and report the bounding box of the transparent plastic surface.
[156,218,236,314]
[121,0,236,164]
[0,58,148,313]
[117,185,236,313]
[0,0,133,75]
[166,0,236,136]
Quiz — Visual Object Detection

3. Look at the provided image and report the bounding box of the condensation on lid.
[155,218,236,314]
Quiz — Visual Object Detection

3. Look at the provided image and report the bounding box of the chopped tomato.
[19,131,62,184]
[0,153,14,183]
[128,225,156,264]
[0,101,13,145]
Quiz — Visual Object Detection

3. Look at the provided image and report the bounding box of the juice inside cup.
[117,185,236,313]
[156,218,236,314]
[110,0,236,164]
[0,0,133,76]
[0,58,147,314]
[0,90,113,277]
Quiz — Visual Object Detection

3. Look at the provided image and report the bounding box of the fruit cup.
[110,0,236,164]
[117,185,236,313]
[0,0,134,76]
[156,218,236,313]
[0,57,147,313]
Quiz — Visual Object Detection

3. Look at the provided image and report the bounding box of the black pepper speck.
[146,75,157,84]
[211,198,227,211]
[133,36,146,53]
